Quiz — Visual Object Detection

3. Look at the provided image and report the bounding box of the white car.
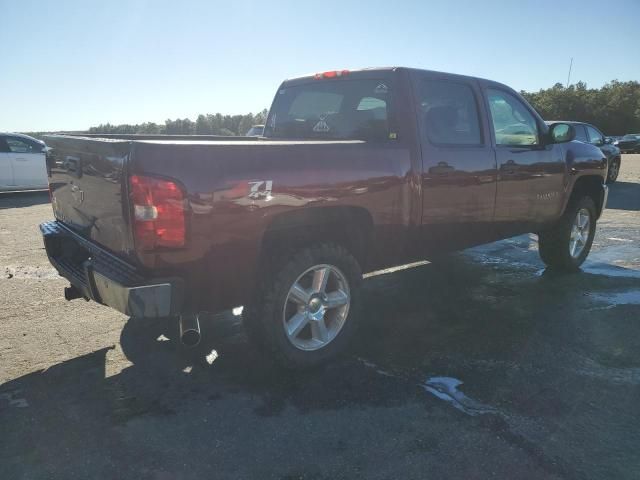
[0,133,48,191]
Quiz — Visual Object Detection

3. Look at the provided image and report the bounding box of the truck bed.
[45,133,414,312]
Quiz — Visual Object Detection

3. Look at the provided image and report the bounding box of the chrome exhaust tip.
[179,314,201,347]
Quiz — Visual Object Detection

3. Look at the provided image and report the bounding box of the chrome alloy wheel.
[570,208,591,259]
[282,264,350,351]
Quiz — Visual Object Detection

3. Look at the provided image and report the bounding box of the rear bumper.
[40,220,182,318]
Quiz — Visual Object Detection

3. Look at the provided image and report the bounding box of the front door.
[486,88,565,235]
[414,74,498,253]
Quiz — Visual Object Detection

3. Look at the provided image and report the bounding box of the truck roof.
[282,66,507,90]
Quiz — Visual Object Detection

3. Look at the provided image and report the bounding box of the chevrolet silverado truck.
[41,67,608,368]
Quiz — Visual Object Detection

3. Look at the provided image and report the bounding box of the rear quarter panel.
[130,140,416,312]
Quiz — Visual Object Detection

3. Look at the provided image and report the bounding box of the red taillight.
[314,70,350,80]
[129,175,186,251]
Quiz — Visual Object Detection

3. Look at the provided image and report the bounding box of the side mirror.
[548,123,575,144]
[604,137,612,145]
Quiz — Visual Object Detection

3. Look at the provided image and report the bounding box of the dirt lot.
[1,156,639,480]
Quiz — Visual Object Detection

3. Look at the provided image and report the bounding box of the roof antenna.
[566,58,573,87]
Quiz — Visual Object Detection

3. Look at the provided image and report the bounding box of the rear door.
[5,136,47,188]
[0,137,13,189]
[413,73,498,251]
[485,88,565,233]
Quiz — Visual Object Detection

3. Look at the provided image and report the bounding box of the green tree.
[523,80,640,135]
[195,115,212,134]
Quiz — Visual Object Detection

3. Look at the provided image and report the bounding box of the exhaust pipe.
[179,314,201,347]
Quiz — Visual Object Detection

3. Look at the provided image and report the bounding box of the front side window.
[419,80,482,146]
[265,78,392,141]
[487,89,539,146]
[586,125,603,145]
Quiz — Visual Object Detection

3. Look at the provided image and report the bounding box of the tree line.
[26,79,640,138]
[522,80,640,135]
[87,109,269,136]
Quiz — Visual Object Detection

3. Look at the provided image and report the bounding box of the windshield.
[622,134,639,140]
[264,78,393,141]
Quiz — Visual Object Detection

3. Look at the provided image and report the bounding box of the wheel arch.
[260,206,374,268]
[567,174,606,218]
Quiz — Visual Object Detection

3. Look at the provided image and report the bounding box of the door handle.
[501,159,518,174]
[14,157,28,162]
[428,162,455,175]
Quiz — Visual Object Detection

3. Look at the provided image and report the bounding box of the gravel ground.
[1,156,639,479]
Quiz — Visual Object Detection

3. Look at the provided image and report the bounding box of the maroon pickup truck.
[41,67,608,367]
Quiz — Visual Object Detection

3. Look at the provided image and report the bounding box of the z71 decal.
[248,180,273,200]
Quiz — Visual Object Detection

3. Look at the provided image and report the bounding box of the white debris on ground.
[205,350,219,365]
[423,377,498,416]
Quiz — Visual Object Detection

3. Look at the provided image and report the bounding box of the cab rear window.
[265,79,392,141]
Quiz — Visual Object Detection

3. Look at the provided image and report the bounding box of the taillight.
[129,175,186,251]
[314,70,350,80]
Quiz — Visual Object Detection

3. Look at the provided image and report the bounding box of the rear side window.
[265,79,392,141]
[419,80,482,146]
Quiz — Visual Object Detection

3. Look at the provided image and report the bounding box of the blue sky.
[1,0,639,131]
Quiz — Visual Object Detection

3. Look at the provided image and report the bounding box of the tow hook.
[64,285,85,301]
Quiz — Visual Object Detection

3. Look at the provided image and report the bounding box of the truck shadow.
[3,247,638,421]
[2,245,639,477]
[606,181,640,211]
[0,190,49,209]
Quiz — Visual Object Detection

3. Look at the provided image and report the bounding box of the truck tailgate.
[45,135,134,257]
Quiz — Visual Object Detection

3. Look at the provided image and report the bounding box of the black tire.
[606,158,620,184]
[538,196,597,272]
[243,243,362,368]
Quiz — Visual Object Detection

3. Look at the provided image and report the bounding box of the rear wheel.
[538,196,597,272]
[606,158,620,184]
[243,243,362,368]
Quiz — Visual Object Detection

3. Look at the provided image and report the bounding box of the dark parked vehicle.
[40,67,608,367]
[616,134,640,154]
[550,121,622,183]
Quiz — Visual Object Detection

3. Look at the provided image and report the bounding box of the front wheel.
[244,243,362,368]
[538,196,597,272]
